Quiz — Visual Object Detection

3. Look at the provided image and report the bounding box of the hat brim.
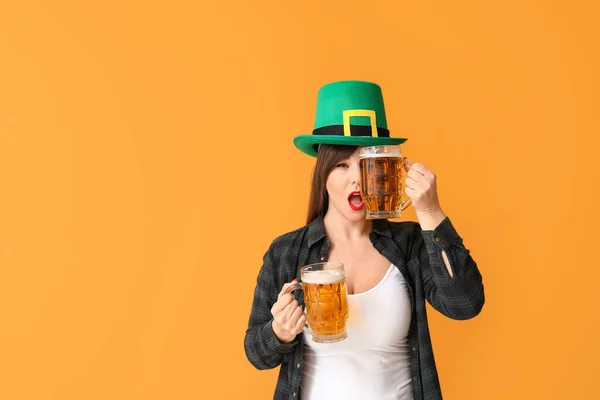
[293,135,408,157]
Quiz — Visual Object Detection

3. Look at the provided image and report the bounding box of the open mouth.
[348,191,364,211]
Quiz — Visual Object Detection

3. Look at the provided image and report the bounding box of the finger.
[409,162,431,177]
[408,167,433,188]
[272,293,295,314]
[403,157,413,172]
[282,299,300,319]
[405,173,419,188]
[404,178,424,193]
[407,166,426,182]
[278,278,299,299]
[294,314,307,333]
[288,305,304,325]
[405,185,417,198]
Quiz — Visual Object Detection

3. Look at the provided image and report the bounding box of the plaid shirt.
[244,216,485,400]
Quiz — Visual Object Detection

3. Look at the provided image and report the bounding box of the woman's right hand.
[271,279,307,344]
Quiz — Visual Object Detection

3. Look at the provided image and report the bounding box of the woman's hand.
[404,158,447,230]
[271,279,306,344]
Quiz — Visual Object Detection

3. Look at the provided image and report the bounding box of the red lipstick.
[348,191,364,211]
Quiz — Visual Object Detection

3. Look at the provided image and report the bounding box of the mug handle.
[284,282,303,295]
[401,197,412,211]
[401,156,413,211]
[284,282,311,331]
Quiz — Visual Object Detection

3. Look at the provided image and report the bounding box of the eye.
[335,163,349,168]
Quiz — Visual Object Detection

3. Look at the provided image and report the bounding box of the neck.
[323,210,372,245]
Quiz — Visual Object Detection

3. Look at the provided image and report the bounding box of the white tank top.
[301,264,413,400]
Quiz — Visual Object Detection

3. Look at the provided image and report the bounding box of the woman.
[244,81,485,400]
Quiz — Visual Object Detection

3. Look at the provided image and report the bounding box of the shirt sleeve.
[417,217,485,320]
[244,243,299,370]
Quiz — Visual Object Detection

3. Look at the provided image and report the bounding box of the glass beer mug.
[285,262,349,343]
[359,145,412,219]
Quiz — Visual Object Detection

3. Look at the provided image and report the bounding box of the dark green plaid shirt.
[244,216,485,400]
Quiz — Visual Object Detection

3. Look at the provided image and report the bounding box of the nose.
[350,162,361,188]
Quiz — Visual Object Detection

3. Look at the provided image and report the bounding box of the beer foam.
[359,146,402,159]
[302,269,345,284]
[359,152,402,158]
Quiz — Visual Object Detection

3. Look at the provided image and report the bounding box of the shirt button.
[297,363,301,369]
[412,347,416,351]
[320,256,325,260]
[413,376,418,381]
[293,393,297,397]
[435,237,441,243]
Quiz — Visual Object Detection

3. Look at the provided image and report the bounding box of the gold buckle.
[342,110,378,137]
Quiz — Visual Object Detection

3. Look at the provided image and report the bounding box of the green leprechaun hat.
[294,80,407,157]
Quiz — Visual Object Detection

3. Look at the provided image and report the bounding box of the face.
[325,147,365,221]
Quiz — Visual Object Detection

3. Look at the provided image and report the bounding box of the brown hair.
[306,144,358,224]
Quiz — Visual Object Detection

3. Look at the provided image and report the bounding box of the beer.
[302,268,349,343]
[359,145,411,219]
[286,262,349,343]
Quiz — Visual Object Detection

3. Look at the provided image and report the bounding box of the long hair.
[306,144,358,224]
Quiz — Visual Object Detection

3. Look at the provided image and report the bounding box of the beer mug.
[285,262,349,343]
[359,145,412,219]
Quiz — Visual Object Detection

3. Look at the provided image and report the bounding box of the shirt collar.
[307,215,392,248]
[372,218,393,238]
[307,216,327,248]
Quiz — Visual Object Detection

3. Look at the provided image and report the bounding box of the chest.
[303,265,413,353]
[327,240,391,295]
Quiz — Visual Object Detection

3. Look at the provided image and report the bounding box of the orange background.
[1,1,599,399]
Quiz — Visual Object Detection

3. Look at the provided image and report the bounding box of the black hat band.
[312,125,390,138]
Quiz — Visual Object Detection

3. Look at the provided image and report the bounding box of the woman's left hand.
[403,158,443,215]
